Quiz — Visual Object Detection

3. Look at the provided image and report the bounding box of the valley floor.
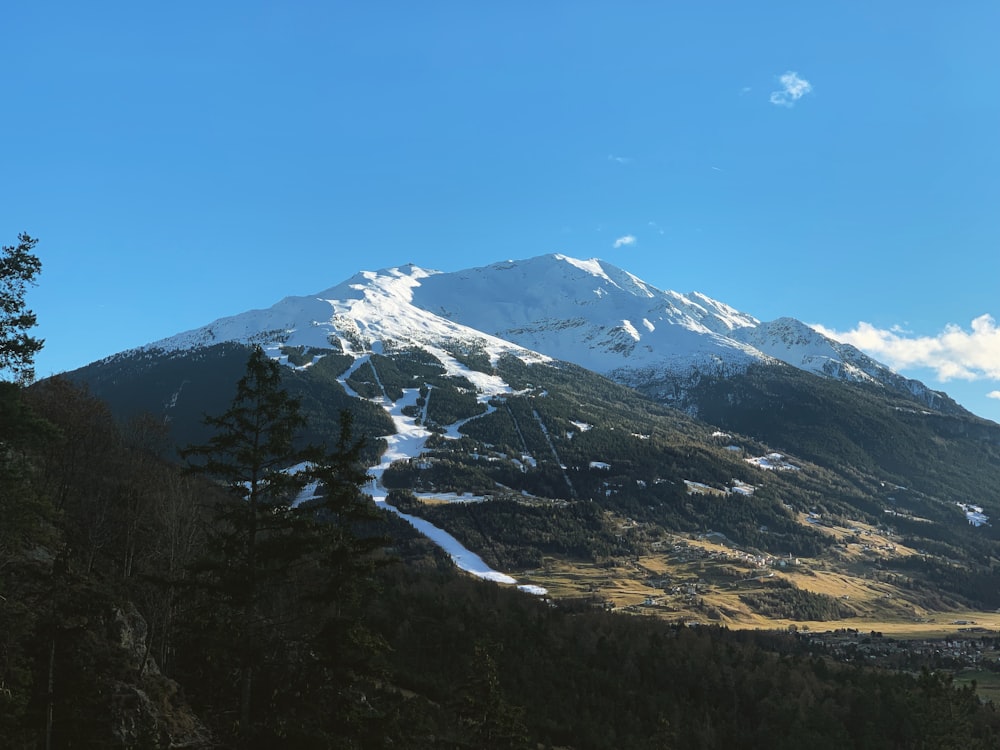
[516,538,1000,640]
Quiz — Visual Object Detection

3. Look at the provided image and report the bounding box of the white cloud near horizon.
[613,235,637,249]
[770,71,812,107]
[989,391,1000,401]
[812,314,1000,382]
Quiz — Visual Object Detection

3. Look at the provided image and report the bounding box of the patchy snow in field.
[684,480,715,495]
[517,584,549,595]
[745,453,800,471]
[958,502,990,527]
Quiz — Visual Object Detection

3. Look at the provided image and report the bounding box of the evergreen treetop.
[0,233,43,384]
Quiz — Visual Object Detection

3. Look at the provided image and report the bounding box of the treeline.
[370,565,1000,749]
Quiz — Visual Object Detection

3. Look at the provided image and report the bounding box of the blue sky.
[4,2,1000,419]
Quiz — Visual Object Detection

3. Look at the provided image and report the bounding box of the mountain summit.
[142,253,952,414]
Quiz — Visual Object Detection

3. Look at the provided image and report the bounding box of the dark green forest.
[5,235,1000,747]
[6,371,1000,748]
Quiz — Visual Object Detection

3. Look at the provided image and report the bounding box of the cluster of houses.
[805,629,1000,671]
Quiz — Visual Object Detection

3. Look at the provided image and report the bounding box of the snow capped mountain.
[728,317,950,410]
[411,254,764,377]
[408,254,951,409]
[146,263,546,366]
[139,253,949,411]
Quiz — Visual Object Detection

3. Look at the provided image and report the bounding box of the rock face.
[108,603,212,749]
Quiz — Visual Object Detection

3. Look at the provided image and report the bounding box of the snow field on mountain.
[137,253,938,416]
[146,262,548,372]
[411,254,767,375]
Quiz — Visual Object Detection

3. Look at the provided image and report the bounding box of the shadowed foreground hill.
[4,367,1000,747]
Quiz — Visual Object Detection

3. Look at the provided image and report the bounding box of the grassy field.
[517,531,1000,638]
[954,669,1000,704]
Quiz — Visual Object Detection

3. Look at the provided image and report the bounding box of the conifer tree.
[305,410,386,605]
[181,345,386,743]
[0,232,43,384]
[0,233,51,745]
[181,345,311,734]
[450,642,529,749]
[0,232,47,551]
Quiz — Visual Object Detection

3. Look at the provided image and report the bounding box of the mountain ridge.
[132,252,964,419]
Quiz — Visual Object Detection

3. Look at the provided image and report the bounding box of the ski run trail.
[336,348,548,597]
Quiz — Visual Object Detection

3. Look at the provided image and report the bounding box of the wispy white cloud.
[608,154,633,164]
[988,391,1000,401]
[613,235,637,249]
[812,314,1000,382]
[770,71,812,107]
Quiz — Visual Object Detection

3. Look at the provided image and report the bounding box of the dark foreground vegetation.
[4,235,1000,747]
[2,371,999,747]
